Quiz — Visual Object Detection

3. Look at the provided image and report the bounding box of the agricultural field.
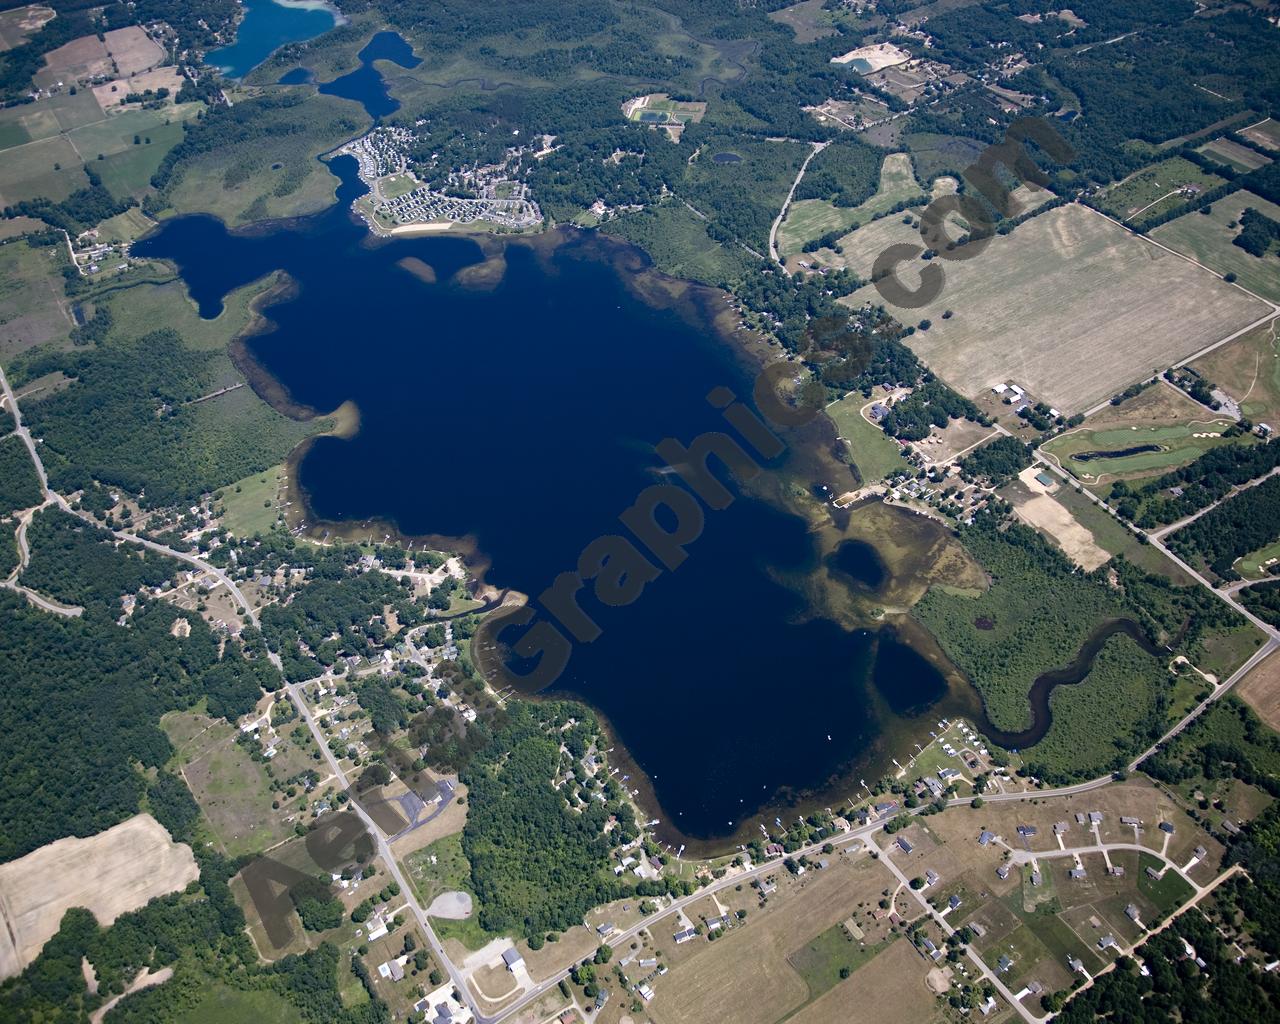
[1235,649,1280,732]
[778,152,931,257]
[650,852,904,1024]
[1099,157,1227,225]
[902,131,986,187]
[1151,190,1280,303]
[0,240,71,360]
[794,175,959,277]
[1190,317,1280,428]
[0,133,87,203]
[0,813,198,980]
[839,204,1272,414]
[1197,137,1272,174]
[824,392,910,483]
[1239,117,1280,152]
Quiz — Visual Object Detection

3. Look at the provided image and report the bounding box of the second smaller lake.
[319,31,421,118]
[206,0,338,80]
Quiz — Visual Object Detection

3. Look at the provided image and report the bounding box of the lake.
[206,0,338,80]
[134,156,970,848]
[318,31,421,118]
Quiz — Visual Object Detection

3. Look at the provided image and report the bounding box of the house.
[639,958,657,969]
[1068,867,1087,880]
[1193,845,1208,859]
[971,922,986,938]
[1075,813,1086,824]
[897,837,914,854]
[948,894,962,910]
[1016,825,1037,838]
[705,915,729,931]
[638,983,655,1002]
[1069,958,1085,974]
[997,955,1013,973]
[757,878,777,896]
[978,830,995,846]
[1088,811,1103,824]
[378,959,405,982]
[595,989,609,1010]
[816,858,830,870]
[1125,904,1141,922]
[1120,816,1141,826]
[925,869,940,887]
[924,776,945,798]
[1099,935,1117,951]
[673,928,697,944]
[365,912,389,941]
[1109,865,1125,877]
[1159,821,1175,835]
[1054,822,1068,835]
[979,995,998,1017]
[502,948,524,972]
[869,402,890,423]
[992,384,1008,394]
[1031,870,1042,886]
[938,767,960,781]
[875,801,899,815]
[597,922,615,937]
[1146,866,1161,879]
[996,864,1011,880]
[766,842,785,857]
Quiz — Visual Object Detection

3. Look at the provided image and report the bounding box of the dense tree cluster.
[1111,440,1280,527]
[958,436,1031,487]
[1235,207,1280,258]
[0,434,43,516]
[1167,474,1280,579]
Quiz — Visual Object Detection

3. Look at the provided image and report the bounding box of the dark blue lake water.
[134,157,960,846]
[206,0,337,80]
[318,31,421,118]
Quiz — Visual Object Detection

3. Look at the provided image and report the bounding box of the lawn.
[1100,156,1227,225]
[787,923,888,1003]
[778,153,925,257]
[839,204,1271,414]
[1136,853,1194,918]
[1151,189,1280,303]
[824,393,909,483]
[218,465,286,537]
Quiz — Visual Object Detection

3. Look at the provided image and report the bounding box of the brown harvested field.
[1191,317,1280,428]
[787,939,944,1024]
[42,33,112,79]
[838,203,1273,414]
[92,66,182,110]
[1235,647,1280,732]
[103,26,165,76]
[1074,380,1212,431]
[1239,118,1280,153]
[649,851,897,1024]
[1005,467,1109,571]
[0,814,198,980]
[913,416,998,465]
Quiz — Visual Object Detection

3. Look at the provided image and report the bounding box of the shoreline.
[175,210,984,855]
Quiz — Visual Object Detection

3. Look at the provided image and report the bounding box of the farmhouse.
[502,948,524,972]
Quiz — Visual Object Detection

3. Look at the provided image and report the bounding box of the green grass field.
[1100,156,1227,225]
[1049,482,1194,583]
[824,393,909,483]
[1151,189,1280,303]
[787,924,888,1002]
[218,465,286,537]
[778,153,925,256]
[175,984,305,1024]
[0,134,88,202]
[0,241,72,360]
[1136,853,1194,918]
[1238,538,1280,579]
[1041,419,1240,483]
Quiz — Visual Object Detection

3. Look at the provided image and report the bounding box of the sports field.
[779,152,929,257]
[838,204,1272,414]
[1151,189,1280,303]
[1190,317,1280,427]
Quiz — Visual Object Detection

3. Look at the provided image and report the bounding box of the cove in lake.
[134,155,972,849]
[206,0,338,80]
[318,31,421,119]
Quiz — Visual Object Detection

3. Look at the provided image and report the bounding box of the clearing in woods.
[838,204,1272,414]
[1191,317,1280,431]
[1198,137,1272,173]
[1151,190,1280,303]
[1236,648,1280,733]
[1003,467,1110,571]
[1098,156,1228,225]
[0,814,198,980]
[1239,118,1280,152]
[0,5,54,51]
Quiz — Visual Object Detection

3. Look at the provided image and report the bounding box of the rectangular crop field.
[1198,137,1272,173]
[838,204,1273,414]
[1151,190,1280,303]
[0,134,88,203]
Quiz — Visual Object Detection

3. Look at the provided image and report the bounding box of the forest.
[0,434,43,516]
[1111,440,1280,528]
[1167,474,1280,579]
[1235,207,1280,258]
[959,436,1031,487]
